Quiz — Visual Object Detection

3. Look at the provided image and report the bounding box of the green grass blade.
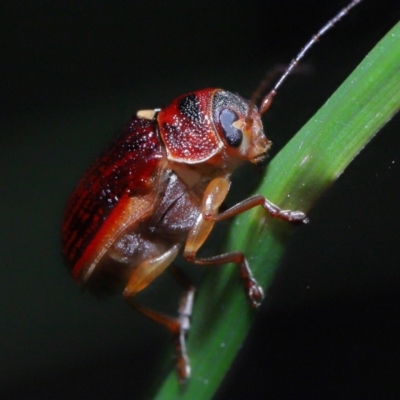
[154,21,400,399]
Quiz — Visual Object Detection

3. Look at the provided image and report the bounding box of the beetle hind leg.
[125,268,195,382]
[131,302,192,382]
[123,244,180,298]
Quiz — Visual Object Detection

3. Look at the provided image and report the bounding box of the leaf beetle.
[62,0,362,381]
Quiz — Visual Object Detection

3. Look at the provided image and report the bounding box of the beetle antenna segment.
[251,0,363,118]
[246,66,284,127]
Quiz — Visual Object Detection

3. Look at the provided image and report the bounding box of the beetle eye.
[219,108,243,148]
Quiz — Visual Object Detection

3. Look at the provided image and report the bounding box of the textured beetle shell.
[157,89,224,164]
[62,118,166,281]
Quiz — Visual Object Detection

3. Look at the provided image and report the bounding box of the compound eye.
[219,108,243,148]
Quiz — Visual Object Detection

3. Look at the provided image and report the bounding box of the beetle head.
[158,89,270,170]
[212,90,271,166]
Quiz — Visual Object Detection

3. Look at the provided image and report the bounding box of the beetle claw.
[288,210,309,224]
[247,278,264,308]
[176,353,191,383]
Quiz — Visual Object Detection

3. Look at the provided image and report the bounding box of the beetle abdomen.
[82,172,202,296]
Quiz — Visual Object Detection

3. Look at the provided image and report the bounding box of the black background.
[1,1,400,399]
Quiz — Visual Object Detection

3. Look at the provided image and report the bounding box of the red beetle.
[62,0,362,381]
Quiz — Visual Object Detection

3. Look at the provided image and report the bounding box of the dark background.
[1,1,400,399]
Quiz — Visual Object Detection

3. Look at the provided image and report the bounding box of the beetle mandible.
[62,0,362,381]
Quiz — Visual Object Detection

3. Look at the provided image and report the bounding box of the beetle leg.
[123,244,180,298]
[173,268,196,381]
[184,176,263,306]
[209,194,309,224]
[123,247,194,381]
[185,250,263,308]
[126,275,195,382]
[184,176,230,257]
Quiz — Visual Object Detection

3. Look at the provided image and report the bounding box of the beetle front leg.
[209,194,309,224]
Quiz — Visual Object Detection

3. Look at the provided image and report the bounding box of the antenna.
[247,0,363,123]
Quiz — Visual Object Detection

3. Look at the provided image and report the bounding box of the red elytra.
[62,0,362,382]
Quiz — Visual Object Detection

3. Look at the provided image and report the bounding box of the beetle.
[62,0,362,382]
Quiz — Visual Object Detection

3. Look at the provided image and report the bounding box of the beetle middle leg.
[185,250,263,307]
[183,176,262,306]
[184,176,308,307]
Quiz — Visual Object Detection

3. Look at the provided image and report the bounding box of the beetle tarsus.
[279,209,309,224]
[175,330,191,383]
[261,198,308,224]
[247,278,264,308]
[239,259,264,307]
[174,282,195,382]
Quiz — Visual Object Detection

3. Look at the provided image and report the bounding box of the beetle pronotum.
[62,0,363,381]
